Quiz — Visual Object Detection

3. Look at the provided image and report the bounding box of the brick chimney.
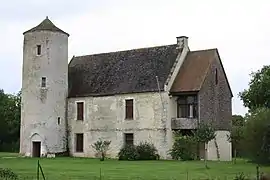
[176,36,188,49]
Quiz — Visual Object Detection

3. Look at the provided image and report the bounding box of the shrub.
[118,142,160,160]
[91,139,111,161]
[227,125,245,161]
[0,168,18,180]
[169,135,197,161]
[136,142,159,160]
[0,141,19,152]
[233,172,249,180]
[118,144,139,160]
[241,108,270,164]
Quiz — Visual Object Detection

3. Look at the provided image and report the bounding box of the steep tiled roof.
[170,49,216,92]
[68,44,182,97]
[23,17,69,36]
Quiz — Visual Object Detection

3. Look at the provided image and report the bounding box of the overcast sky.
[1,0,269,115]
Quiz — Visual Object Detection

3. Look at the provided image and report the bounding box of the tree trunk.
[100,152,105,161]
[204,143,209,169]
[234,149,237,164]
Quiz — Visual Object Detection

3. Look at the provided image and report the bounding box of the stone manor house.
[19,17,233,161]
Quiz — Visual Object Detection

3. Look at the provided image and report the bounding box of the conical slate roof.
[23,17,69,36]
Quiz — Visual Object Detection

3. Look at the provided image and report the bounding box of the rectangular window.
[76,102,84,120]
[37,45,41,55]
[125,99,134,119]
[215,68,218,85]
[75,133,84,152]
[177,95,198,118]
[124,133,134,146]
[41,77,46,87]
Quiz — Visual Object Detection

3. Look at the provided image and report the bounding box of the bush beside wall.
[118,142,159,161]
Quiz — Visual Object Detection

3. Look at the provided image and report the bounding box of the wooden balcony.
[171,117,198,130]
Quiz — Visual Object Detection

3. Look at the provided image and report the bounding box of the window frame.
[57,117,61,125]
[76,101,84,121]
[125,99,134,120]
[176,95,198,118]
[124,133,134,146]
[41,77,46,88]
[37,45,41,56]
[75,133,84,153]
[215,68,218,85]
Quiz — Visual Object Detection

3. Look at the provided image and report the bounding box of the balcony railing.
[171,117,198,129]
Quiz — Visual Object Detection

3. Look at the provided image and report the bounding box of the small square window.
[41,77,46,87]
[37,45,41,55]
[124,133,134,146]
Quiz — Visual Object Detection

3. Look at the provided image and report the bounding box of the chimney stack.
[176,36,188,49]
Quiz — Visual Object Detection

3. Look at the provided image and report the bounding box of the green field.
[0,153,269,180]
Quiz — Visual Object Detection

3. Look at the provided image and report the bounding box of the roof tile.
[68,44,182,97]
[23,17,69,36]
[170,49,216,92]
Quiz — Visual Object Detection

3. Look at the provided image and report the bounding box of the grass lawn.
[0,153,269,180]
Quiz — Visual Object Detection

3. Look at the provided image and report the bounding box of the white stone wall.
[20,30,68,157]
[207,130,232,161]
[67,92,173,159]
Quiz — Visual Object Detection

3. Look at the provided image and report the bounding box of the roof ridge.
[190,48,217,53]
[74,44,177,58]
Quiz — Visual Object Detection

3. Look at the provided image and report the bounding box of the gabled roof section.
[68,44,182,97]
[23,17,69,36]
[170,48,233,97]
[170,49,216,92]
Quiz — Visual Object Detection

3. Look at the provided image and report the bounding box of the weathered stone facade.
[198,51,232,130]
[198,50,233,161]
[20,29,68,157]
[67,92,172,159]
[20,17,232,161]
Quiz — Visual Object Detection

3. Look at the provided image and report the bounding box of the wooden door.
[32,142,41,157]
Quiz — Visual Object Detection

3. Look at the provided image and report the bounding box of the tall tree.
[0,89,21,152]
[232,115,245,126]
[239,65,270,111]
[242,108,270,164]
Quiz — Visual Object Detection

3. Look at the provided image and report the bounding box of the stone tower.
[20,17,69,157]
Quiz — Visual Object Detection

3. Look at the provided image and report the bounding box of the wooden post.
[37,160,39,180]
[40,164,46,180]
[100,168,102,180]
[256,165,260,180]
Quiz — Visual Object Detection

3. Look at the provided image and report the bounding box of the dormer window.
[37,45,41,55]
